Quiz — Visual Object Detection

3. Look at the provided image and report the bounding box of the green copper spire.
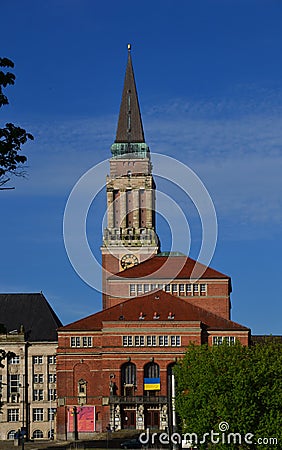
[111,44,149,159]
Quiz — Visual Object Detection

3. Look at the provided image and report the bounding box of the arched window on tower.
[121,362,136,396]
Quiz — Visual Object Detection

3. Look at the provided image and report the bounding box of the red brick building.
[56,46,250,440]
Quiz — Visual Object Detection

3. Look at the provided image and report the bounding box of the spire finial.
[127,43,131,52]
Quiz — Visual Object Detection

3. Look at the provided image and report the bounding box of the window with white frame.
[144,284,150,293]
[186,284,192,295]
[70,337,81,347]
[129,284,136,296]
[151,284,157,290]
[123,335,179,347]
[48,388,56,401]
[171,336,181,346]
[48,355,56,364]
[33,429,43,439]
[137,284,143,295]
[122,336,133,346]
[193,284,199,294]
[48,408,56,421]
[48,374,56,383]
[213,336,235,346]
[33,356,43,365]
[200,284,207,295]
[33,408,44,421]
[8,374,20,395]
[7,430,16,440]
[82,336,92,347]
[33,389,44,401]
[33,374,44,384]
[179,284,185,294]
[8,355,20,364]
[7,409,19,422]
[172,284,178,294]
[165,285,170,292]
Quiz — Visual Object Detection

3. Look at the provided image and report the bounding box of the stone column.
[132,190,140,229]
[120,191,127,229]
[145,189,153,228]
[107,190,114,229]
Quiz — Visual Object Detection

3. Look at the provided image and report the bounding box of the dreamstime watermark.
[63,153,218,295]
[139,421,278,447]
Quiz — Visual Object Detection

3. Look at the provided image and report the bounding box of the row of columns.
[106,189,154,230]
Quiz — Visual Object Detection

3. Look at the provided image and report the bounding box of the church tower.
[101,45,159,308]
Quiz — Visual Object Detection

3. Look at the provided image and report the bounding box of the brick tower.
[101,45,159,308]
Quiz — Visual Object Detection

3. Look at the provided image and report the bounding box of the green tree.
[174,339,282,450]
[0,57,34,189]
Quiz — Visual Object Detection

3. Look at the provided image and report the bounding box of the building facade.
[56,47,250,440]
[0,293,62,441]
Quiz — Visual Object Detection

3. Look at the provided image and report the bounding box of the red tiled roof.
[59,290,248,332]
[109,255,229,281]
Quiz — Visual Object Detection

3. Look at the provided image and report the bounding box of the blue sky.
[1,0,281,334]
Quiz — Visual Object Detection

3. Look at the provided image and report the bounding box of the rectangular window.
[70,337,80,347]
[48,355,56,364]
[33,389,44,401]
[48,388,57,401]
[48,408,56,421]
[48,374,56,383]
[172,284,178,294]
[137,284,143,295]
[158,284,164,290]
[82,337,92,347]
[122,336,128,346]
[171,336,180,346]
[164,336,169,346]
[144,284,150,293]
[230,336,235,345]
[8,355,20,364]
[33,356,43,365]
[8,375,20,395]
[7,409,19,422]
[159,336,164,346]
[165,285,171,293]
[214,336,223,345]
[147,336,152,346]
[33,408,44,421]
[33,374,44,384]
[152,336,157,346]
[179,284,185,294]
[140,336,145,346]
[200,284,207,295]
[193,284,199,294]
[129,284,136,296]
[134,336,140,346]
[151,284,157,291]
[186,284,192,295]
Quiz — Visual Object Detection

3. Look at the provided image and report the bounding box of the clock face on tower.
[120,253,139,270]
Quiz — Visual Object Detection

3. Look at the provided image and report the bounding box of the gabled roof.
[0,293,62,342]
[109,254,230,281]
[115,45,145,144]
[59,290,248,333]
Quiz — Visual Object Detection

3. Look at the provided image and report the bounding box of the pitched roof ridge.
[109,254,229,279]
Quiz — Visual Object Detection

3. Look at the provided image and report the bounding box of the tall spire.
[115,44,145,144]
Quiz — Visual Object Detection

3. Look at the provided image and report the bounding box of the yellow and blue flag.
[144,378,160,390]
